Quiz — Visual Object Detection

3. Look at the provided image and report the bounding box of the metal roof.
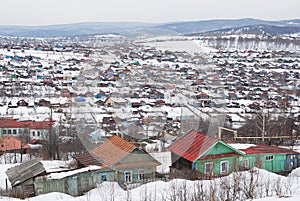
[169,130,218,162]
[6,158,45,187]
[91,135,136,167]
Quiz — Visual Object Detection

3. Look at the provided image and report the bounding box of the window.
[3,130,7,135]
[37,131,41,136]
[124,171,132,183]
[204,162,213,175]
[8,130,11,135]
[100,173,108,182]
[220,161,228,174]
[138,169,145,181]
[13,130,17,135]
[243,159,250,168]
[32,131,35,136]
[266,156,273,161]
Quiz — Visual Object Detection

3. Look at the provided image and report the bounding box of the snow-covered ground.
[1,162,300,200]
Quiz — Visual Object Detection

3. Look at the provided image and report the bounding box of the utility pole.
[49,106,53,160]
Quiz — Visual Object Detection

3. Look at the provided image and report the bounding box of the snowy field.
[1,164,300,200]
[141,37,215,54]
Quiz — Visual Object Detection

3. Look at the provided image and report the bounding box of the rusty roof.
[73,151,104,167]
[240,144,298,155]
[91,135,136,167]
[169,130,218,162]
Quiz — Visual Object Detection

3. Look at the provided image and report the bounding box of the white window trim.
[220,161,228,174]
[204,162,213,175]
[266,155,274,161]
[138,169,145,181]
[243,159,250,168]
[124,171,132,183]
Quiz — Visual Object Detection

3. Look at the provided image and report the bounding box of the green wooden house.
[169,130,244,179]
[169,130,300,179]
[229,143,300,174]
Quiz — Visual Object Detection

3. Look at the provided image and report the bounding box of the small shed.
[34,165,107,196]
[6,159,72,198]
[6,158,46,198]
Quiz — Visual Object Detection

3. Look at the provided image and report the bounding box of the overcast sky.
[1,0,299,26]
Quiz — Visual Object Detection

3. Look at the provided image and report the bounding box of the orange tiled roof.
[91,135,136,167]
[0,136,30,151]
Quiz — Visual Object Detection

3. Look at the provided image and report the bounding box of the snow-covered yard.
[1,163,300,201]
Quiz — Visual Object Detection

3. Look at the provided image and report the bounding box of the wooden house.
[104,97,114,107]
[229,143,300,174]
[169,130,300,179]
[5,158,106,198]
[5,159,72,198]
[0,118,56,141]
[74,135,160,187]
[169,130,244,179]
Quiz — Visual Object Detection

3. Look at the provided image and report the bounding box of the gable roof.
[6,158,44,187]
[6,159,73,187]
[91,135,136,167]
[169,130,218,162]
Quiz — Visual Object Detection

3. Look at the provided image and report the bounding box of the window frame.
[124,171,133,183]
[204,162,213,175]
[100,173,108,183]
[243,159,250,168]
[266,155,274,161]
[220,160,229,174]
[138,169,145,181]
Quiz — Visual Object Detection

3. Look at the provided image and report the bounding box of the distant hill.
[200,24,300,36]
[0,22,156,37]
[155,18,300,35]
[0,19,299,38]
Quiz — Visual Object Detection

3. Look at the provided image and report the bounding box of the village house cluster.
[0,34,299,198]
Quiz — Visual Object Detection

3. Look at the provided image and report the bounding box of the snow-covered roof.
[46,165,101,180]
[40,160,71,173]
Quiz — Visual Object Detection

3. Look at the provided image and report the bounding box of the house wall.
[12,179,35,198]
[239,154,289,173]
[115,149,158,184]
[0,128,23,137]
[115,166,157,185]
[30,129,49,140]
[0,127,55,141]
[195,156,239,176]
[34,169,114,197]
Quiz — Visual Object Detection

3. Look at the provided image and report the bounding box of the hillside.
[0,18,299,37]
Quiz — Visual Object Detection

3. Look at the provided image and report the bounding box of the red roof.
[169,130,218,162]
[240,144,297,155]
[0,118,53,129]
